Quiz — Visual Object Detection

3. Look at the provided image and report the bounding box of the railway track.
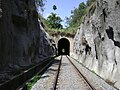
[52,55,96,90]
[0,55,101,90]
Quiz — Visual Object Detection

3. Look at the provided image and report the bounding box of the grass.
[91,70,97,75]
[26,75,41,90]
[46,26,79,37]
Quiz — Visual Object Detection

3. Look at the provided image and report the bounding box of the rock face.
[0,0,56,82]
[73,0,120,89]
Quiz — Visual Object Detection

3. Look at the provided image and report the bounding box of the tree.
[86,0,96,6]
[65,17,71,28]
[53,5,57,11]
[47,13,63,29]
[35,0,46,12]
[69,2,87,27]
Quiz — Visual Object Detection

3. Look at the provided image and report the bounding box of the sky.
[42,0,87,27]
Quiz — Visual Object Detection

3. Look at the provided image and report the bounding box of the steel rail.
[66,56,96,90]
[52,55,62,90]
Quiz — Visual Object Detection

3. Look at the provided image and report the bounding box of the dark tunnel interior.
[58,38,70,56]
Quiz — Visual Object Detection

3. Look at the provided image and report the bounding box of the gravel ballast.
[69,54,117,90]
[31,56,61,90]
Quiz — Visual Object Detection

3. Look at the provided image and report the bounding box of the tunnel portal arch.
[58,38,70,56]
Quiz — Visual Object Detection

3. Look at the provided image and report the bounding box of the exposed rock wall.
[0,0,56,82]
[73,0,120,89]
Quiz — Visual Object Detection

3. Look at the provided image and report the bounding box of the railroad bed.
[31,56,117,90]
[55,56,94,90]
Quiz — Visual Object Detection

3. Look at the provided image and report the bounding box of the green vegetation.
[85,1,96,16]
[35,0,46,12]
[46,27,78,37]
[53,5,57,11]
[37,0,96,37]
[91,70,96,74]
[67,0,96,28]
[47,13,63,29]
[68,2,87,27]
[26,75,41,90]
[86,0,96,6]
[46,5,63,29]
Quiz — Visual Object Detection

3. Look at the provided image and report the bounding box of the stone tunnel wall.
[0,0,56,78]
[73,0,120,89]
[52,35,74,53]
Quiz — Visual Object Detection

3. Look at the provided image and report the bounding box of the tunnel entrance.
[58,38,70,56]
